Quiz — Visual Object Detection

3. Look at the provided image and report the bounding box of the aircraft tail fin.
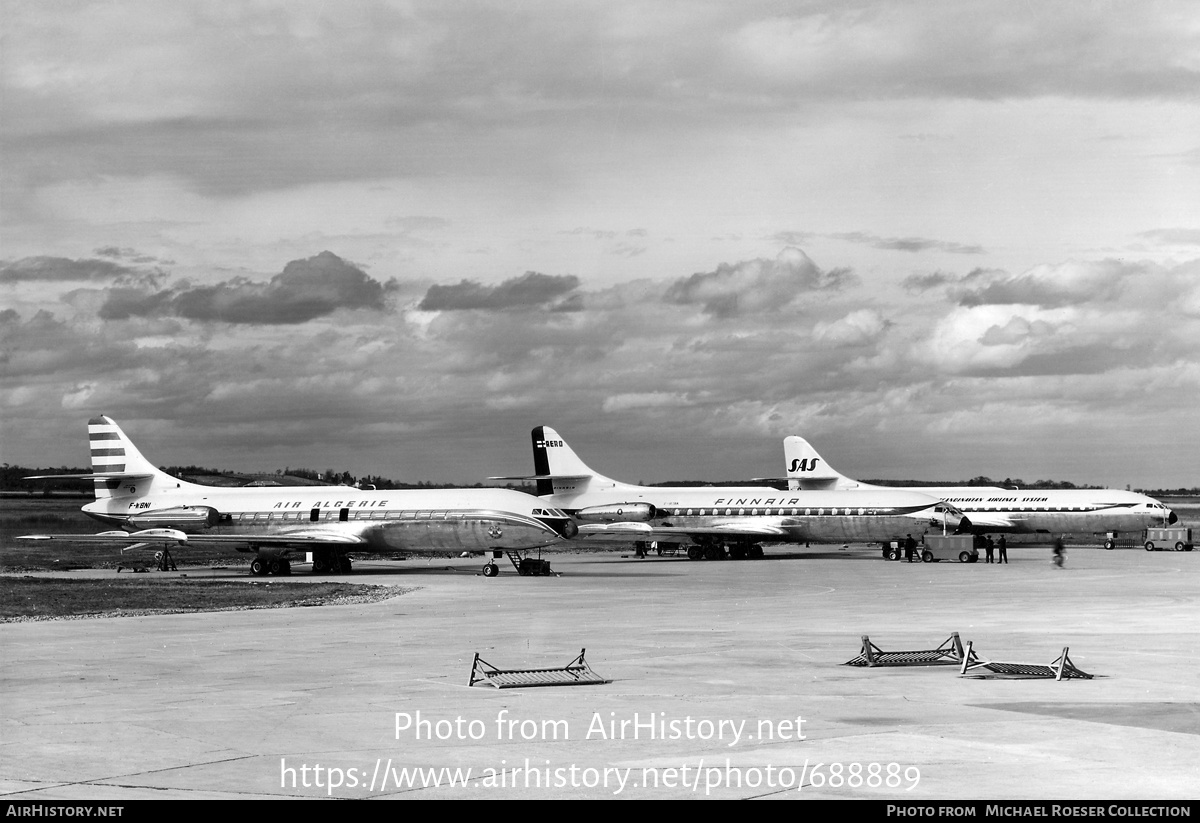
[531,426,621,495]
[86,416,180,499]
[784,436,867,490]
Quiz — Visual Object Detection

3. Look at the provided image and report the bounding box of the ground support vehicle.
[881,536,961,563]
[1142,526,1194,552]
[926,534,978,563]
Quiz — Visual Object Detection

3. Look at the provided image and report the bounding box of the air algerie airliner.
[491,426,969,560]
[781,436,1177,544]
[20,416,577,577]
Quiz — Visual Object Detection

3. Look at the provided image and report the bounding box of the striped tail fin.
[25,416,187,499]
[87,416,161,498]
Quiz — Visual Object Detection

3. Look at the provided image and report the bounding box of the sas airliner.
[782,436,1176,544]
[493,426,968,560]
[21,416,576,576]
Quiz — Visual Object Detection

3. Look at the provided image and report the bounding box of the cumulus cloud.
[94,246,171,265]
[830,232,984,255]
[0,309,144,378]
[0,256,140,283]
[978,316,1055,346]
[418,272,580,311]
[97,251,391,324]
[902,271,963,293]
[951,260,1133,308]
[664,248,851,318]
[916,305,1069,373]
[812,309,889,347]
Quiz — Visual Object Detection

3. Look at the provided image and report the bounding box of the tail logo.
[789,458,821,472]
[535,440,564,449]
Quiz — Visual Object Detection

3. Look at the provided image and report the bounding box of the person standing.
[1052,537,1065,568]
[998,535,1008,564]
[985,536,995,564]
[905,534,916,563]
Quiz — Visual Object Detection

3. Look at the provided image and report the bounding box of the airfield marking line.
[0,783,77,799]
[0,753,263,798]
[775,646,818,658]
[596,649,733,663]
[85,753,261,780]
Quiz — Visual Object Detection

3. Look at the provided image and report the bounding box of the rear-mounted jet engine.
[126,506,220,532]
[573,503,657,523]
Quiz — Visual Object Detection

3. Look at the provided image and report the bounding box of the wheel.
[279,560,291,575]
[1144,542,1155,551]
[959,551,971,563]
[686,545,701,560]
[1175,542,1186,551]
[729,545,747,560]
[340,555,352,572]
[704,545,722,561]
[750,545,764,559]
[887,549,900,561]
[482,563,499,577]
[968,554,978,563]
[269,559,282,574]
[1104,539,1114,550]
[250,558,266,575]
[922,550,934,563]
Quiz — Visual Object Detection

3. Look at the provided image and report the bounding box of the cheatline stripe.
[91,448,125,457]
[89,432,120,440]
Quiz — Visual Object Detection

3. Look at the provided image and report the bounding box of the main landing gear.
[249,557,292,576]
[248,548,350,575]
[310,551,352,574]
[685,541,764,561]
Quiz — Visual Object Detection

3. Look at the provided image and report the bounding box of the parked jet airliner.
[21,416,576,576]
[782,436,1177,543]
[493,426,969,559]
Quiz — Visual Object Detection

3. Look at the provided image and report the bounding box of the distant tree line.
[0,463,537,494]
[863,476,1097,490]
[2,462,1192,497]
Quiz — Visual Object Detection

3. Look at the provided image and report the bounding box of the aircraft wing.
[576,522,788,538]
[24,472,155,481]
[18,529,367,548]
[487,474,590,482]
[959,513,1023,529]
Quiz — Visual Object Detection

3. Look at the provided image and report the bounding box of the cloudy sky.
[2,1,1198,489]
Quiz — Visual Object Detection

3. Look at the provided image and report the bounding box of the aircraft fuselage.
[83,486,571,552]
